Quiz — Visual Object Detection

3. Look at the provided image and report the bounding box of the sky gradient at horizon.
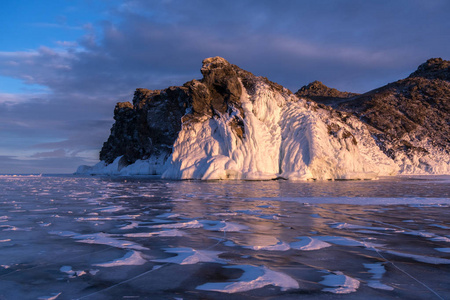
[1,0,449,173]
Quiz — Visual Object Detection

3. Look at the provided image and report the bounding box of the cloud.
[30,148,67,158]
[1,0,450,173]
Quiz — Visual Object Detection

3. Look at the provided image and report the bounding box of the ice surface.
[196,265,299,293]
[1,175,449,299]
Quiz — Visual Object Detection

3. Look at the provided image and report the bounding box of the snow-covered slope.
[76,57,448,179]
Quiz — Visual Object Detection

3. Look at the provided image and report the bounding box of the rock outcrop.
[336,58,450,173]
[76,57,449,178]
[296,80,359,105]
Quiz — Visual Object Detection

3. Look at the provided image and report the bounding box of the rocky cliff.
[76,57,449,179]
[336,58,450,174]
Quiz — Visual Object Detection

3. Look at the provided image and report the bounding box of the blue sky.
[1,0,449,173]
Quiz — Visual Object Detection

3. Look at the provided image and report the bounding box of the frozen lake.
[0,175,449,299]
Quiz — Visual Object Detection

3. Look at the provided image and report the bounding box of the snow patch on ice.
[330,222,394,231]
[59,266,86,278]
[49,231,148,250]
[196,265,299,293]
[320,271,360,294]
[430,223,450,229]
[364,263,393,291]
[151,220,203,229]
[37,292,62,300]
[435,248,450,253]
[202,220,248,232]
[125,229,186,237]
[245,238,290,251]
[94,250,147,267]
[317,236,384,248]
[152,248,226,265]
[385,250,450,264]
[290,237,332,251]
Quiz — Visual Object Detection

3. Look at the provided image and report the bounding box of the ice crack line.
[77,219,228,299]
[0,246,114,279]
[362,239,444,300]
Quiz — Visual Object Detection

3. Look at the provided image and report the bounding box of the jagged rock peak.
[201,56,231,72]
[295,81,358,106]
[408,57,450,80]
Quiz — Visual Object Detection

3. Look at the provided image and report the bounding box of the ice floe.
[196,265,299,293]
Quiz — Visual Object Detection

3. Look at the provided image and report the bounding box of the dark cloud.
[1,0,449,173]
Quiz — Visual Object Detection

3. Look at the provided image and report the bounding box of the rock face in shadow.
[100,87,191,164]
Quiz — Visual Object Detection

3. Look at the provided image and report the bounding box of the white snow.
[363,263,393,291]
[196,265,299,293]
[320,271,360,294]
[316,236,384,248]
[384,250,450,264]
[150,220,203,229]
[201,220,248,232]
[49,231,148,250]
[93,250,147,267]
[152,248,226,265]
[125,229,186,237]
[290,236,332,251]
[37,292,62,300]
[244,237,290,251]
[435,248,450,253]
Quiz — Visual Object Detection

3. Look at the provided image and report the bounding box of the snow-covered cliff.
[76,57,449,179]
